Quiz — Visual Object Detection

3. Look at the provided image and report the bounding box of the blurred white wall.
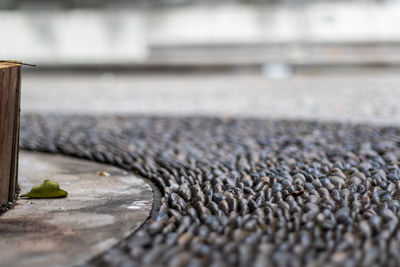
[1,1,400,65]
[149,2,400,46]
[0,10,147,64]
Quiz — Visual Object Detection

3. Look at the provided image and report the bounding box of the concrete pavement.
[21,70,400,125]
[0,151,153,267]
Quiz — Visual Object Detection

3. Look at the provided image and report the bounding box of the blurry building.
[1,0,400,68]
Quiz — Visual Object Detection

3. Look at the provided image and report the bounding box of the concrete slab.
[0,151,153,267]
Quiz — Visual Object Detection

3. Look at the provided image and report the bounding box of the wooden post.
[0,63,21,207]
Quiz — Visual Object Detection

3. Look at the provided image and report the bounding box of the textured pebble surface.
[20,114,400,267]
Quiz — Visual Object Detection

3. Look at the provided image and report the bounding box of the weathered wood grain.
[0,63,21,206]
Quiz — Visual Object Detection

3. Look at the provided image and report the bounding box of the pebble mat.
[20,114,400,267]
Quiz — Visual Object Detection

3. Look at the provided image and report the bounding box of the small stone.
[336,207,352,225]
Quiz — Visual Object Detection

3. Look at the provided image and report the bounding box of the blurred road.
[21,69,400,125]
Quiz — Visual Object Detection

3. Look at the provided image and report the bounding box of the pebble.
[20,114,400,266]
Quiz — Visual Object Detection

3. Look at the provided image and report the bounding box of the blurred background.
[1,0,400,124]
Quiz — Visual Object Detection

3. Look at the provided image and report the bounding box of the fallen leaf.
[97,171,111,177]
[20,179,68,199]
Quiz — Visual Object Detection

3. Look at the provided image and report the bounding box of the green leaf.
[20,180,68,199]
